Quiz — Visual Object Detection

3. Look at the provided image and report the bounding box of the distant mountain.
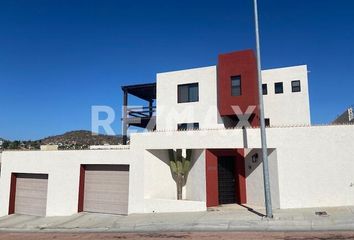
[1,130,125,150]
[41,130,124,147]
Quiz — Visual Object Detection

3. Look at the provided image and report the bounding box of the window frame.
[177,83,199,103]
[177,122,199,131]
[274,82,284,94]
[231,75,242,96]
[291,80,301,93]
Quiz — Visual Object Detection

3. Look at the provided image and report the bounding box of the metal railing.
[127,106,156,118]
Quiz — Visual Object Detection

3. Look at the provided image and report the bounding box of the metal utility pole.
[253,0,273,218]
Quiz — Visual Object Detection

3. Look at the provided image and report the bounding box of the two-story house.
[0,50,353,217]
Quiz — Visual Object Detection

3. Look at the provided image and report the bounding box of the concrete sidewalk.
[1,206,354,232]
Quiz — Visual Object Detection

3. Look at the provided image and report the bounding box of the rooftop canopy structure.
[121,83,156,145]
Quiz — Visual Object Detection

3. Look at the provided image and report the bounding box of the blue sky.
[0,0,353,140]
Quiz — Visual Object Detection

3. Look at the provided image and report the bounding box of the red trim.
[206,149,247,207]
[205,150,219,207]
[8,173,17,214]
[217,50,260,127]
[235,149,247,204]
[77,165,85,212]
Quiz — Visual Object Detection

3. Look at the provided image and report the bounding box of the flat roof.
[121,83,156,101]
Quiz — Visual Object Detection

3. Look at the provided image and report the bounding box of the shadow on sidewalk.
[239,204,265,218]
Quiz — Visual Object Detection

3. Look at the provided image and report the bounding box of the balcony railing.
[127,106,156,118]
[123,106,156,131]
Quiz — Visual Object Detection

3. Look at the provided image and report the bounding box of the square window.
[178,83,199,103]
[262,84,268,95]
[231,76,241,96]
[291,80,301,92]
[274,82,283,94]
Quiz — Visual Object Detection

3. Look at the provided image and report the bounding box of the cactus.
[168,149,192,200]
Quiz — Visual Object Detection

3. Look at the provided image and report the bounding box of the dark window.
[274,82,284,94]
[291,80,301,92]
[177,122,199,131]
[262,84,268,95]
[265,118,270,127]
[231,76,241,96]
[178,83,199,103]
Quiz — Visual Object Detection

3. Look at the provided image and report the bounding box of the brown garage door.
[83,165,129,215]
[14,173,48,216]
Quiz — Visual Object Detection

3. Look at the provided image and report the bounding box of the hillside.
[0,130,125,150]
[41,130,124,146]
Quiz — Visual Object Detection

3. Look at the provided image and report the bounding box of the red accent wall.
[77,165,85,212]
[205,149,246,207]
[8,173,17,214]
[217,49,260,126]
[235,149,247,204]
[206,150,219,207]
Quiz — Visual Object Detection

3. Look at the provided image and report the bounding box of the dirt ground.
[0,232,354,240]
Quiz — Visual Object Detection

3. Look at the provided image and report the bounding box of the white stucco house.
[0,49,353,217]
